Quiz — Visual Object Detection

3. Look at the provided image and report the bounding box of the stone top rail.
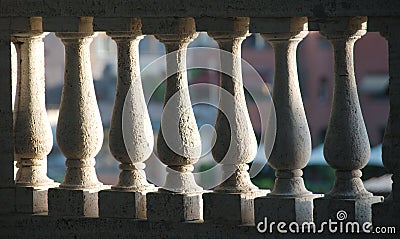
[0,0,400,19]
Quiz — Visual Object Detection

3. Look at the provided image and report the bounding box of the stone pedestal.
[204,190,268,225]
[48,187,103,217]
[147,191,203,222]
[255,194,321,225]
[0,187,15,213]
[15,185,57,214]
[99,189,156,219]
[314,196,383,225]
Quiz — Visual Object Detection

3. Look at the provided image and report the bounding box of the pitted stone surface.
[107,19,154,191]
[99,189,154,219]
[48,187,101,217]
[255,194,321,225]
[204,190,268,225]
[257,17,312,197]
[316,17,372,199]
[208,17,258,193]
[15,186,49,214]
[155,17,202,194]
[147,191,203,222]
[314,196,383,225]
[1,1,400,19]
[55,17,103,190]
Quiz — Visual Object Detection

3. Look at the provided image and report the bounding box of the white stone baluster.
[251,17,320,224]
[12,17,55,213]
[48,17,104,217]
[146,17,203,222]
[372,18,400,227]
[98,18,155,219]
[314,17,382,224]
[0,24,15,214]
[13,35,53,187]
[202,17,266,225]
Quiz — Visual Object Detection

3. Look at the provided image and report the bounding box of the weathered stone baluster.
[314,17,382,224]
[98,18,155,219]
[48,17,104,217]
[146,17,203,222]
[372,18,400,227]
[13,17,55,213]
[202,17,266,225]
[251,17,320,225]
[0,21,15,214]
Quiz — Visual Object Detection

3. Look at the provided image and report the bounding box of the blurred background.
[36,31,390,196]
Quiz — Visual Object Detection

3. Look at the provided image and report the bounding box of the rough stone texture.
[318,17,372,199]
[0,4,399,239]
[0,214,387,239]
[155,17,202,193]
[204,190,268,225]
[2,0,400,19]
[208,17,259,194]
[48,188,100,217]
[305,17,383,226]
[13,18,53,187]
[55,17,103,190]
[314,196,383,225]
[15,186,49,214]
[142,18,204,223]
[258,17,312,198]
[147,191,203,222]
[45,18,105,218]
[255,194,321,225]
[107,19,154,191]
[99,189,155,219]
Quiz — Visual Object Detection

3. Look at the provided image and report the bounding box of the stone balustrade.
[0,1,399,238]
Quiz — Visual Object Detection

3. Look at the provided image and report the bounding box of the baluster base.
[213,164,259,193]
[60,158,103,189]
[48,186,110,217]
[147,191,203,222]
[255,193,322,225]
[111,163,154,191]
[99,187,157,219]
[314,196,383,225]
[268,170,312,197]
[203,189,268,225]
[325,170,373,199]
[15,185,57,214]
[15,158,54,187]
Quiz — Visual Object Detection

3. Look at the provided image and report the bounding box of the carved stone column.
[372,17,400,227]
[98,18,156,219]
[13,17,56,213]
[48,17,104,217]
[313,17,382,225]
[251,17,321,225]
[146,17,203,222]
[13,33,53,187]
[202,17,267,225]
